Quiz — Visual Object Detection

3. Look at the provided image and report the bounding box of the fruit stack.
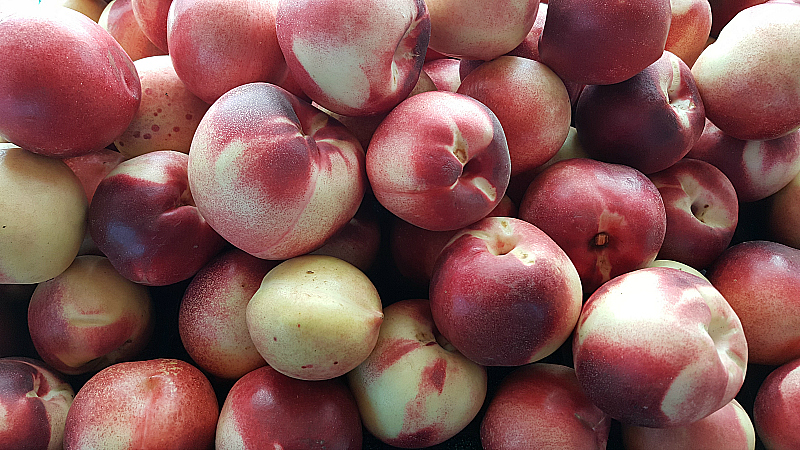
[1,0,799,449]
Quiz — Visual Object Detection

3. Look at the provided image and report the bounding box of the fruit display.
[2,0,800,449]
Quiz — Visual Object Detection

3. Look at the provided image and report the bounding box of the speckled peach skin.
[0,146,87,284]
[27,255,153,376]
[63,148,126,204]
[457,56,572,176]
[538,0,671,85]
[0,6,141,157]
[666,0,713,67]
[63,359,219,450]
[706,240,800,366]
[347,299,487,448]
[130,0,171,52]
[519,158,666,294]
[429,217,583,366]
[99,0,167,62]
[246,255,383,381]
[167,0,287,104]
[687,119,800,202]
[188,83,366,261]
[481,364,611,450]
[178,249,277,380]
[215,366,362,450]
[0,357,75,450]
[422,57,462,93]
[754,358,800,450]
[425,0,539,60]
[89,150,228,286]
[115,55,210,158]
[573,267,748,428]
[575,51,706,175]
[692,2,800,141]
[623,399,755,450]
[649,158,739,270]
[367,91,511,232]
[276,0,430,116]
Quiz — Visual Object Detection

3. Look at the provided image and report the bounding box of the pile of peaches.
[1,0,800,448]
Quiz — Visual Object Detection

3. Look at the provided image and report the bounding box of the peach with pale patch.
[706,240,800,366]
[276,0,430,116]
[367,91,511,231]
[692,2,800,141]
[0,357,75,450]
[188,83,366,260]
[623,399,755,450]
[347,299,487,448]
[63,359,219,450]
[573,267,748,427]
[27,255,153,376]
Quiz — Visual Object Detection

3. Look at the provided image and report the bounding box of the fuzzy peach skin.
[573,266,748,428]
[390,195,517,287]
[623,399,755,450]
[130,0,171,52]
[538,0,672,85]
[687,119,800,202]
[457,56,571,176]
[216,366,362,450]
[0,357,75,450]
[0,146,87,284]
[480,363,611,450]
[367,91,511,231]
[347,299,487,448]
[63,359,219,450]
[753,357,800,450]
[115,55,210,158]
[276,0,430,117]
[666,0,713,66]
[518,158,667,294]
[424,0,538,60]
[167,0,287,104]
[188,83,366,260]
[769,169,800,249]
[27,255,153,376]
[99,0,167,61]
[575,51,706,175]
[178,248,278,380]
[706,240,800,366]
[429,217,583,366]
[648,158,739,270]
[692,2,800,141]
[89,150,227,286]
[246,255,383,381]
[0,5,140,157]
